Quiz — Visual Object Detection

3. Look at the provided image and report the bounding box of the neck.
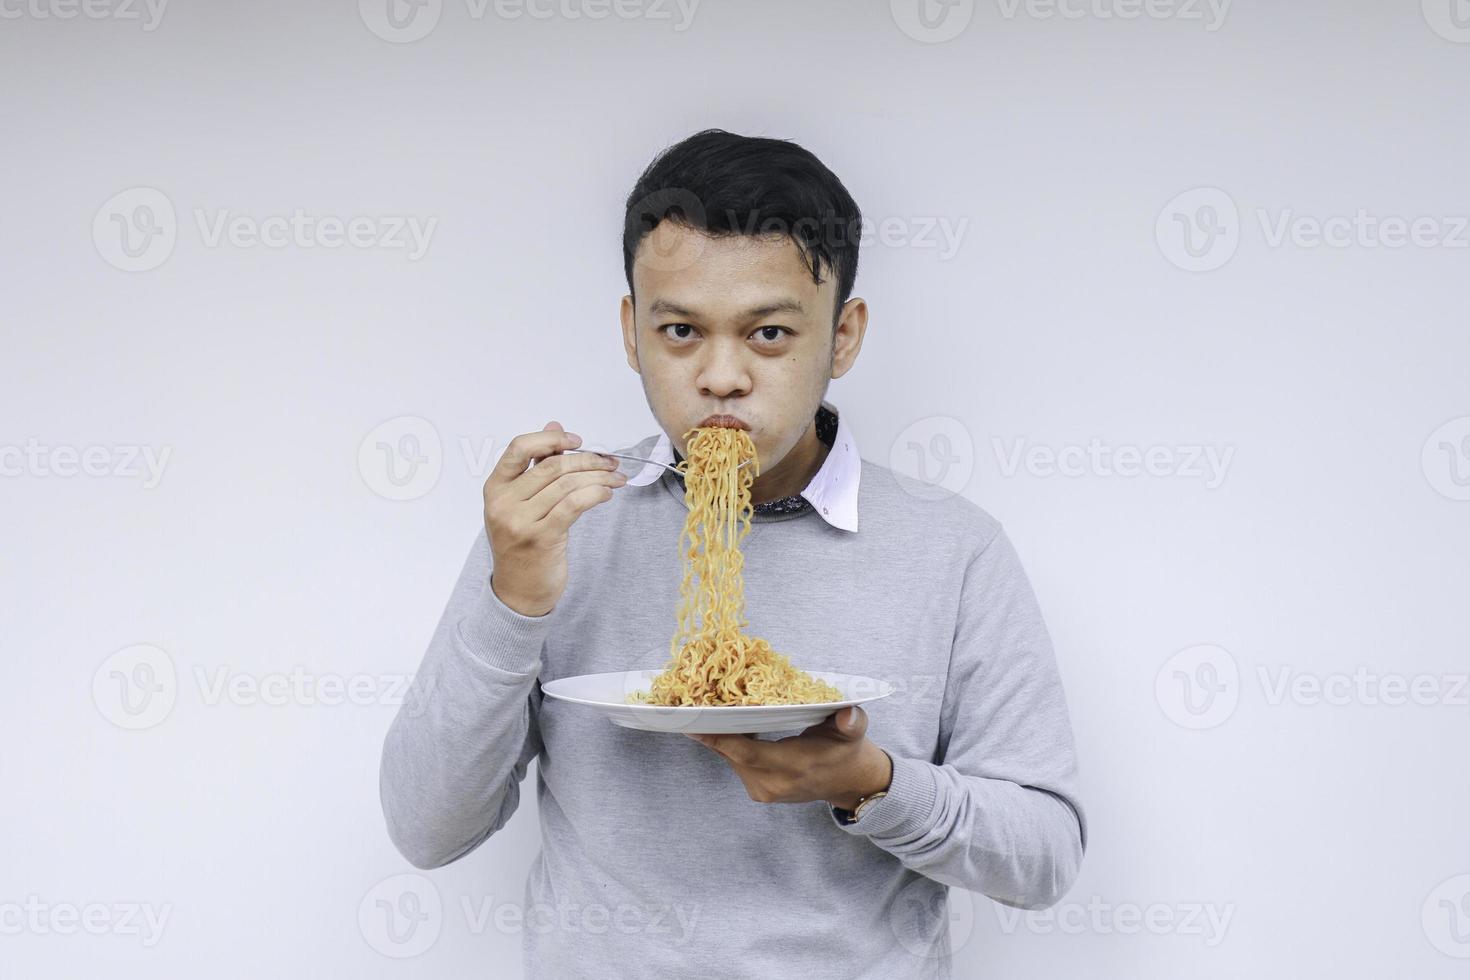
[748,417,828,505]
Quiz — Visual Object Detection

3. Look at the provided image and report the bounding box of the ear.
[620,294,640,374]
[830,297,868,381]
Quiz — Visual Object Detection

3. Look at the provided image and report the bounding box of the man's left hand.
[685,705,893,810]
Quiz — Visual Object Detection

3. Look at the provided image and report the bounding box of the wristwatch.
[838,789,888,825]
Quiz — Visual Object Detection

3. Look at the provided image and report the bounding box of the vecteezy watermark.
[0,439,172,488]
[1155,644,1240,730]
[93,187,177,273]
[93,187,438,272]
[360,874,442,958]
[890,0,1228,43]
[994,0,1230,30]
[1257,666,1469,709]
[1157,186,1470,272]
[357,874,703,959]
[864,672,944,709]
[857,214,970,260]
[890,0,975,43]
[358,416,445,501]
[192,666,436,712]
[358,416,573,502]
[889,878,975,958]
[622,186,968,273]
[992,437,1235,489]
[1422,416,1470,501]
[1256,209,1470,250]
[193,209,437,259]
[0,0,168,29]
[721,210,968,258]
[91,643,434,730]
[1156,644,1470,730]
[888,416,977,501]
[1422,0,1470,43]
[1423,874,1470,958]
[993,896,1236,947]
[92,644,178,731]
[0,897,173,947]
[358,0,700,43]
[460,894,702,942]
[1155,187,1240,272]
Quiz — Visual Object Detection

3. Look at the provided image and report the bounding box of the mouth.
[699,414,750,431]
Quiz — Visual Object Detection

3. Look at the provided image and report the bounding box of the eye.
[657,323,792,345]
[658,323,697,341]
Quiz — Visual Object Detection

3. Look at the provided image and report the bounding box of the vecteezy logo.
[92,644,178,730]
[358,416,443,501]
[623,187,710,275]
[1422,416,1470,501]
[890,0,974,42]
[889,416,974,501]
[1155,187,1240,272]
[359,0,442,42]
[1155,644,1239,730]
[1422,0,1470,42]
[1422,874,1470,958]
[93,187,177,272]
[889,878,974,958]
[359,873,442,958]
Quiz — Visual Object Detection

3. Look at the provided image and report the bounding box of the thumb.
[825,706,867,741]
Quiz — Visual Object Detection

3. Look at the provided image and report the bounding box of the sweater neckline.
[662,404,837,522]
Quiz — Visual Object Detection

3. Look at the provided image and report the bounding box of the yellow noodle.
[628,425,843,707]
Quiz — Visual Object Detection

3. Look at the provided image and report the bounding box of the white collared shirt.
[623,398,861,532]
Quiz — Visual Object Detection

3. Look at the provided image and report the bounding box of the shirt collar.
[624,398,861,533]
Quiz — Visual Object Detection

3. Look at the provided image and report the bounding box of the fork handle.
[561,448,683,476]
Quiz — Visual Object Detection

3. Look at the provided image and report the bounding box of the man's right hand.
[482,420,628,617]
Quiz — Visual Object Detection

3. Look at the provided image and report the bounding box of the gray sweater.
[378,432,1087,979]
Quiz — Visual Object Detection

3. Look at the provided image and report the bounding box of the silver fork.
[558,448,753,477]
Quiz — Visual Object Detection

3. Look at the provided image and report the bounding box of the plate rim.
[541,668,896,712]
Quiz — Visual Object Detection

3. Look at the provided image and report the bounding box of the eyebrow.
[647,298,806,321]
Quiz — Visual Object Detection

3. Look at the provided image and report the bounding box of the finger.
[538,477,627,533]
[811,711,842,733]
[489,423,585,487]
[828,706,867,740]
[497,438,623,508]
[526,465,628,522]
[685,732,721,756]
[689,732,759,765]
[800,706,859,739]
[521,451,624,504]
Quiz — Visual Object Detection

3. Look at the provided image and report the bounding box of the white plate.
[541,669,895,734]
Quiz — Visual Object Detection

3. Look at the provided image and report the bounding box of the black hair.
[622,128,862,330]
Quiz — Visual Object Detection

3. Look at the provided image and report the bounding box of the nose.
[696,340,751,399]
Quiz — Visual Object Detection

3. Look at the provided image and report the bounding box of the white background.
[3,1,1468,976]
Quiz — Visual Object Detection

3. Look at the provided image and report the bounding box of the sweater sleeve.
[378,526,558,869]
[828,525,1087,910]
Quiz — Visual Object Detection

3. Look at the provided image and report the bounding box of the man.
[379,128,1086,978]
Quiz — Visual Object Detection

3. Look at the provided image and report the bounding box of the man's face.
[620,222,858,475]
